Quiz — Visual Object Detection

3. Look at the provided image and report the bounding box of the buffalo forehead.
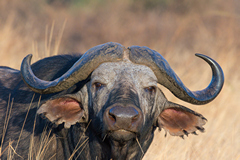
[91,61,157,86]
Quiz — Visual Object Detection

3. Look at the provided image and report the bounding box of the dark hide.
[0,54,209,160]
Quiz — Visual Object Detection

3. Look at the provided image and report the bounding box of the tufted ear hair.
[37,96,87,128]
[157,101,207,138]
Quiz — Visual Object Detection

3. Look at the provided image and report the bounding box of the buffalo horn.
[128,46,224,105]
[21,42,124,94]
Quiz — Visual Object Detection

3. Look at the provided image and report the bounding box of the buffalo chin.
[108,130,137,160]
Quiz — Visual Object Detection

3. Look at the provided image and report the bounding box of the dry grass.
[0,0,239,159]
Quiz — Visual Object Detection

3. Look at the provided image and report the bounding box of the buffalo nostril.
[132,114,139,123]
[108,111,116,123]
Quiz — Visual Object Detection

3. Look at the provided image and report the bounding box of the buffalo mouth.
[108,129,136,143]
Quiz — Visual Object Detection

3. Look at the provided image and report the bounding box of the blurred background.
[0,0,239,159]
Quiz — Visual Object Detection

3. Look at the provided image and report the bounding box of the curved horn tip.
[195,53,215,62]
[26,54,33,59]
[194,52,224,104]
[21,54,33,70]
[24,54,33,63]
[195,53,207,59]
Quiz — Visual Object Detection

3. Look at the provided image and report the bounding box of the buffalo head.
[20,42,224,159]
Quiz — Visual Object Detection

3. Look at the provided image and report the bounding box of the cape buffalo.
[0,42,224,159]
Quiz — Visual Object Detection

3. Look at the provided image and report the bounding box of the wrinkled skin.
[1,53,210,160]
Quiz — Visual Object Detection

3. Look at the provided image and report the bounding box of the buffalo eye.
[93,82,105,91]
[144,86,156,94]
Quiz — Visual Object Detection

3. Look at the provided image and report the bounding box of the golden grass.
[0,0,239,159]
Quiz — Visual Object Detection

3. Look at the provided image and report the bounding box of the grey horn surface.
[128,46,224,105]
[21,42,125,94]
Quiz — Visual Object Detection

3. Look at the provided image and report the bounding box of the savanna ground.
[0,0,239,159]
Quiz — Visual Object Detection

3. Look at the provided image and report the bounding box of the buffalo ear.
[37,97,87,128]
[157,102,207,138]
